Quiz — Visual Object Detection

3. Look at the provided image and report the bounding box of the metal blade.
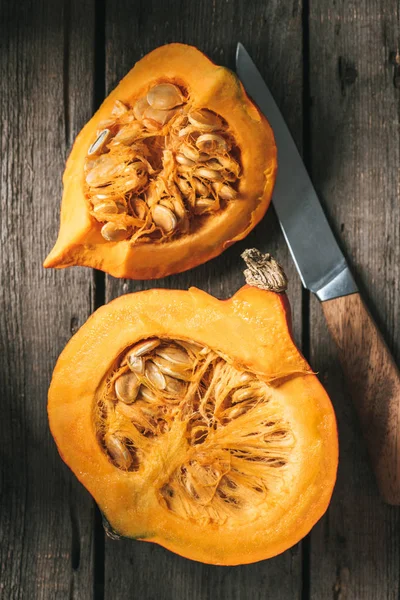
[236,43,357,301]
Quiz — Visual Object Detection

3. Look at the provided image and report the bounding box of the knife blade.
[236,42,400,505]
[236,42,357,301]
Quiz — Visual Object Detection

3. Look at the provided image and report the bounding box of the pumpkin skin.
[48,265,338,565]
[43,43,277,279]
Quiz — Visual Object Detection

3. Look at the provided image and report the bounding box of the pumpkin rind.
[43,43,277,279]
[48,284,338,565]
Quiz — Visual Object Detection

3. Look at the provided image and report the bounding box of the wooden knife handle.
[322,293,400,504]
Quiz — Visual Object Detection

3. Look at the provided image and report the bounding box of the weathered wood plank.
[103,0,304,597]
[308,2,400,598]
[0,1,96,598]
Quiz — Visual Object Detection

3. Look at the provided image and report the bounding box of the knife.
[236,42,400,505]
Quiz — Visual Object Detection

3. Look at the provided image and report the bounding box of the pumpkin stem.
[241,249,288,293]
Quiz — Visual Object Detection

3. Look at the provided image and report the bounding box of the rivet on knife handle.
[322,293,400,505]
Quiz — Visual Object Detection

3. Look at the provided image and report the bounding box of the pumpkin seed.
[180,143,200,162]
[142,118,162,131]
[194,167,222,181]
[133,97,150,121]
[231,387,255,404]
[130,338,160,357]
[176,177,193,197]
[115,372,140,404]
[177,164,193,175]
[139,386,158,403]
[92,202,119,217]
[130,197,147,220]
[105,434,132,469]
[147,83,184,110]
[96,119,116,132]
[145,361,166,390]
[91,193,110,202]
[160,198,175,212]
[188,109,222,131]
[227,405,248,420]
[127,354,145,374]
[88,129,112,156]
[115,201,127,213]
[178,125,193,137]
[146,179,165,206]
[205,159,224,171]
[177,340,203,354]
[194,198,215,214]
[152,356,192,381]
[239,372,253,383]
[214,183,237,200]
[217,155,238,173]
[143,106,177,128]
[151,205,177,233]
[111,100,129,117]
[112,123,142,145]
[196,133,227,152]
[156,345,191,366]
[126,161,148,175]
[101,222,130,242]
[165,375,187,395]
[86,155,123,187]
[175,153,195,167]
[192,178,208,196]
[222,170,237,183]
[171,198,186,222]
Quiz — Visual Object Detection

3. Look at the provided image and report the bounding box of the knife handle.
[321,292,400,505]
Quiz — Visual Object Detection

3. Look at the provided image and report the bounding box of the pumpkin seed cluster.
[84,83,241,243]
[95,337,294,525]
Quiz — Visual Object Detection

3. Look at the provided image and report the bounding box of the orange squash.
[48,250,338,565]
[44,44,277,279]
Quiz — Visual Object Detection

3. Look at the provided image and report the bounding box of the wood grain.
[1,0,399,597]
[103,0,304,597]
[0,1,96,598]
[308,1,400,597]
[322,293,400,504]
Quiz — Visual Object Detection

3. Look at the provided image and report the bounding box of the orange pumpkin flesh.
[43,44,277,279]
[48,252,338,565]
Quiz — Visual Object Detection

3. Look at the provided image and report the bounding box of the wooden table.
[1,0,399,598]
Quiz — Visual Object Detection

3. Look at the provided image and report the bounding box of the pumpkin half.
[48,250,337,565]
[43,43,277,279]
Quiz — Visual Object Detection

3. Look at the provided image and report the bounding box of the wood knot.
[338,57,358,96]
[70,316,79,335]
[333,566,350,600]
[389,51,400,88]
